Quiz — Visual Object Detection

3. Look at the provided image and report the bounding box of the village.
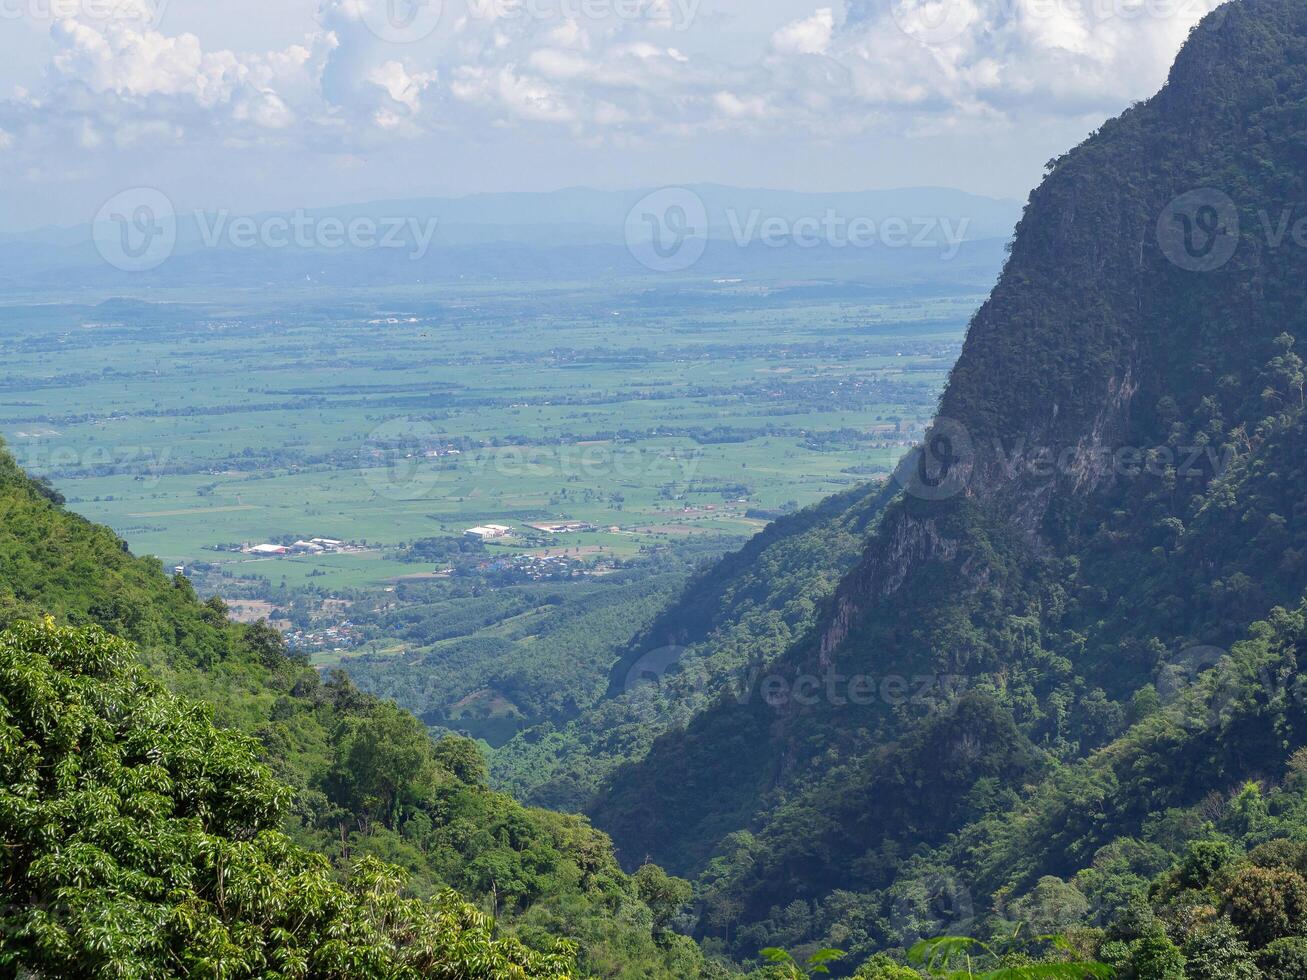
[285,620,365,654]
[240,537,359,557]
[462,520,599,541]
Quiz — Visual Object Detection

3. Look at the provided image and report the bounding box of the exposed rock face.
[594,0,1307,913]
[814,0,1299,663]
[819,513,957,663]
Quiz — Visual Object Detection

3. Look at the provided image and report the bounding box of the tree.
[1182,918,1258,980]
[634,863,694,933]
[1176,837,1238,890]
[0,618,580,979]
[326,703,437,829]
[758,947,845,978]
[1010,877,1091,934]
[906,936,1113,978]
[1257,937,1307,980]
[1223,865,1307,947]
[434,734,490,786]
[242,617,290,666]
[853,954,920,978]
[1128,929,1186,980]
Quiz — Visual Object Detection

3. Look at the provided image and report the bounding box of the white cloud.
[450,64,575,122]
[771,7,835,55]
[368,60,437,112]
[713,90,770,119]
[0,0,1226,184]
[527,48,593,79]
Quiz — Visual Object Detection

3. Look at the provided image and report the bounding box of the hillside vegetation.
[566,0,1307,972]
[0,442,730,978]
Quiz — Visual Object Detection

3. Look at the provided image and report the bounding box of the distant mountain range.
[0,184,1021,292]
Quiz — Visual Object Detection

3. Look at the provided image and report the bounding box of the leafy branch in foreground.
[759,947,846,977]
[758,936,1114,979]
[907,936,1113,979]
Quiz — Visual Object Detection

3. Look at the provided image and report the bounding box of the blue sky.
[0,0,1221,230]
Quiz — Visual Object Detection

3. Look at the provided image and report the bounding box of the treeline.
[0,439,732,978]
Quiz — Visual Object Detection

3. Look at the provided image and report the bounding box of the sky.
[0,0,1225,230]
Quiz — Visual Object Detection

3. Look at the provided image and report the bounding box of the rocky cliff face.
[818,0,1300,666]
[593,0,1307,930]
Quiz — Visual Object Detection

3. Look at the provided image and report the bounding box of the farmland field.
[1,279,976,583]
[0,274,980,736]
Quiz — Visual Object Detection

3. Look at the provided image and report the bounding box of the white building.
[464,524,513,540]
[247,543,289,556]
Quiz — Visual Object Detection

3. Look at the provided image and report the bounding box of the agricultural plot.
[0,278,976,594]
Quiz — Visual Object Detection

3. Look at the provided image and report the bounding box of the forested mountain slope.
[0,444,732,978]
[585,0,1307,966]
[493,482,893,812]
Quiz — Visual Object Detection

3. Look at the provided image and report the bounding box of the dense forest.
[508,0,1307,973]
[15,0,1307,976]
[0,447,733,977]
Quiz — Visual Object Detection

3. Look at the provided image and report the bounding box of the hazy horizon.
[0,0,1224,231]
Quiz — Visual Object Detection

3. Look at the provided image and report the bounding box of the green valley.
[15,0,1307,976]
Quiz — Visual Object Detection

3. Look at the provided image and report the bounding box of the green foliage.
[0,618,580,978]
[326,703,440,829]
[1123,930,1185,980]
[0,442,734,978]
[572,4,1307,967]
[498,483,888,816]
[906,937,1112,979]
[17,3,1307,975]
[1256,936,1307,979]
[1180,919,1258,980]
[346,566,692,746]
[758,946,846,977]
[1223,864,1307,948]
[1175,839,1237,891]
[632,864,694,933]
[852,954,921,978]
[434,734,491,786]
[1009,879,1091,936]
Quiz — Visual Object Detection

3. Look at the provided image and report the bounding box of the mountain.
[493,482,896,812]
[0,443,736,977]
[19,0,1307,971]
[0,185,1019,293]
[554,0,1307,968]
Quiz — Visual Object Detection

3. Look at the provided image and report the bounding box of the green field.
[0,279,975,595]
